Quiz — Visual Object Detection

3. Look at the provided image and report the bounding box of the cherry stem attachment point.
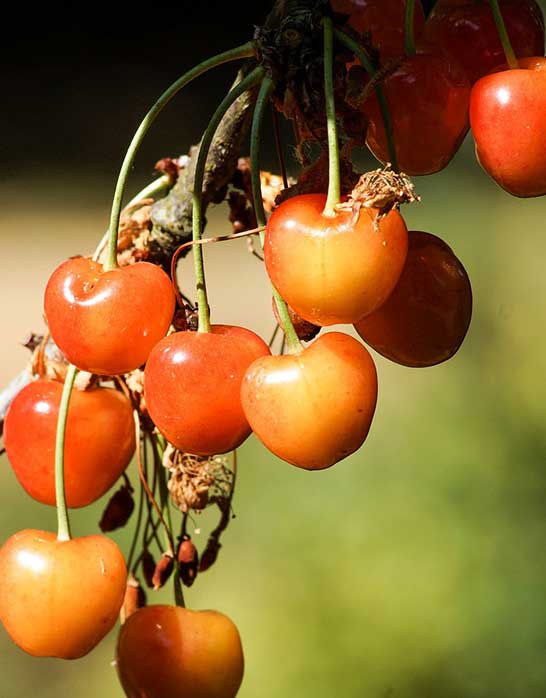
[55,363,78,541]
[334,29,399,172]
[488,0,518,69]
[192,65,265,333]
[322,17,341,216]
[104,41,256,273]
[250,76,302,354]
[404,0,417,56]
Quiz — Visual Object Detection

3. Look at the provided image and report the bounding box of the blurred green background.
[1,2,546,697]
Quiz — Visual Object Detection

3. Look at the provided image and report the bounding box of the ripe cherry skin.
[355,230,472,367]
[331,1,425,63]
[425,0,545,84]
[116,605,244,698]
[470,57,546,197]
[144,326,270,456]
[44,257,176,375]
[241,332,378,470]
[363,51,471,175]
[0,530,126,658]
[3,379,135,507]
[264,194,408,326]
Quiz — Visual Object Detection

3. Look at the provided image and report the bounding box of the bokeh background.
[1,2,545,696]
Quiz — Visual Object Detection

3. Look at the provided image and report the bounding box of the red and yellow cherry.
[0,529,126,658]
[116,605,244,698]
[331,0,425,63]
[470,57,546,197]
[264,194,408,326]
[355,230,472,367]
[3,379,135,507]
[362,50,471,175]
[425,0,545,84]
[44,257,175,375]
[144,325,270,456]
[241,332,378,470]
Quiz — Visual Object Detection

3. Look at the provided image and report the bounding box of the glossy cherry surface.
[425,0,545,84]
[44,257,175,375]
[116,605,244,698]
[144,325,270,456]
[241,332,378,470]
[470,57,546,197]
[332,0,425,62]
[264,194,408,326]
[363,50,470,175]
[0,530,126,658]
[4,379,135,507]
[355,230,472,367]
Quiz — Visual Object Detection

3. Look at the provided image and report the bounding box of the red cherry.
[241,332,378,470]
[355,230,472,367]
[331,0,425,62]
[4,379,135,507]
[144,325,270,455]
[44,257,176,375]
[0,529,126,658]
[470,57,546,197]
[264,194,408,326]
[425,0,545,84]
[363,50,471,175]
[116,605,244,698]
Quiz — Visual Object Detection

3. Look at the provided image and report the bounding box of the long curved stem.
[250,77,302,354]
[104,41,256,272]
[322,17,341,216]
[404,0,417,56]
[335,29,399,172]
[192,65,265,333]
[55,364,78,541]
[488,0,518,69]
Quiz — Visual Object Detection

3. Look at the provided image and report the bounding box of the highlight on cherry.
[1,1,544,696]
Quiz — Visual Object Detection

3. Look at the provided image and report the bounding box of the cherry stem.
[404,0,417,56]
[170,227,266,310]
[104,41,256,273]
[272,109,289,189]
[250,76,302,354]
[334,29,399,172]
[488,0,518,69]
[55,363,78,542]
[126,479,145,572]
[192,65,265,333]
[322,17,341,216]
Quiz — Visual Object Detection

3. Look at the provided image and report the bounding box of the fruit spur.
[1,1,544,696]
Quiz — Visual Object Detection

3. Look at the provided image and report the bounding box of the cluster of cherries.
[0,1,545,697]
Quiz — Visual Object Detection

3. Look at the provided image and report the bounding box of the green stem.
[127,480,145,571]
[488,0,518,69]
[322,17,341,216]
[55,364,78,541]
[193,65,265,333]
[104,41,256,272]
[404,0,417,56]
[335,29,399,172]
[250,77,302,354]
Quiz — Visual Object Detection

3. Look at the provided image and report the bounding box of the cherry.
[470,57,546,197]
[362,49,471,175]
[0,529,126,658]
[425,0,545,84]
[264,193,408,326]
[116,605,244,698]
[3,379,135,507]
[144,325,270,456]
[44,257,176,375]
[355,230,472,367]
[331,0,425,63]
[241,332,377,470]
